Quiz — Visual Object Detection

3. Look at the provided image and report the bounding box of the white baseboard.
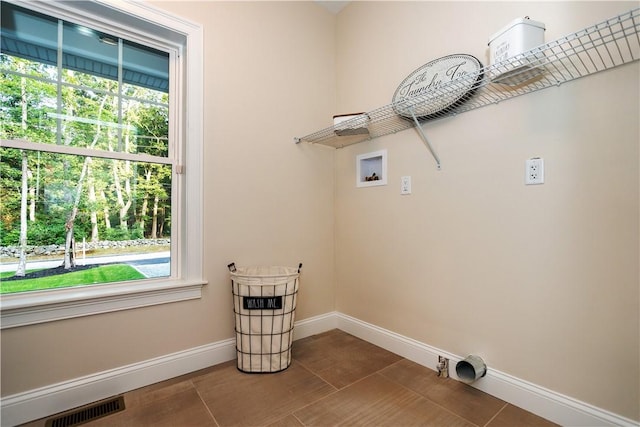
[293,310,339,340]
[2,312,637,427]
[335,312,639,427]
[0,339,236,427]
[0,312,336,427]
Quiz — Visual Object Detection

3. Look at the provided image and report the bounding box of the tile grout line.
[288,355,401,425]
[483,402,509,427]
[391,383,479,426]
[192,379,221,427]
[333,357,484,427]
[292,338,469,426]
[331,371,417,426]
[290,412,307,426]
[291,358,340,393]
[331,357,432,425]
[377,359,487,427]
[282,358,340,424]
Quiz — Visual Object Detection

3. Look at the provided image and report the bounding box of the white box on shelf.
[489,17,546,65]
[334,113,370,136]
[356,150,387,188]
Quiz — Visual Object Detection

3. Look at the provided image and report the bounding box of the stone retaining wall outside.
[0,239,170,258]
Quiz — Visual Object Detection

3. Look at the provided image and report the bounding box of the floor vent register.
[44,396,125,427]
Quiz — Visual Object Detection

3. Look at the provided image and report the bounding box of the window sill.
[0,279,207,329]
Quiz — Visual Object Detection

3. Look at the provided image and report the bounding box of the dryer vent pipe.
[455,355,487,384]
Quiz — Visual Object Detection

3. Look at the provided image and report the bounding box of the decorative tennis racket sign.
[243,296,283,310]
[392,54,483,120]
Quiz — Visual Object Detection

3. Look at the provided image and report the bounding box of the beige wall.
[0,1,336,395]
[334,1,639,421]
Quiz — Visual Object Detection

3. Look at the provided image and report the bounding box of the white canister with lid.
[489,16,546,66]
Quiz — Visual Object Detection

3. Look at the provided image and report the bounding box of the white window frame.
[0,0,205,329]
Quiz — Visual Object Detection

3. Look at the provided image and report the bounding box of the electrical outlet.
[525,158,544,185]
[400,176,411,195]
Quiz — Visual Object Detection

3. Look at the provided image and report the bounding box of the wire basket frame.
[297,8,640,148]
[230,265,300,373]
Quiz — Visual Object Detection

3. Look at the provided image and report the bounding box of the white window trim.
[0,0,205,329]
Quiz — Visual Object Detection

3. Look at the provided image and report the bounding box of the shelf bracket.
[408,108,441,170]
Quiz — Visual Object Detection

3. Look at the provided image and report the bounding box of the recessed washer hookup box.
[489,17,546,66]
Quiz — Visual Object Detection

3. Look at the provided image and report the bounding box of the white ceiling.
[315,1,350,14]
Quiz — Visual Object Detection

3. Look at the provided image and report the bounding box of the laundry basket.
[228,263,301,373]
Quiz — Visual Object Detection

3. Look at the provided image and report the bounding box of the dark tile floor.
[23,329,558,426]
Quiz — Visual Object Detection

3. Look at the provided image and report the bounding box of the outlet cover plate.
[401,176,411,194]
[526,158,544,185]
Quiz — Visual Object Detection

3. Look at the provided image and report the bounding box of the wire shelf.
[297,8,640,149]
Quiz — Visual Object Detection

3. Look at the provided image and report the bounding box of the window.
[0,0,204,328]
